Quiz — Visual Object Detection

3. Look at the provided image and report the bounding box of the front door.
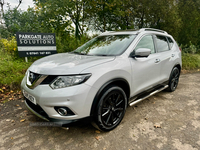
[129,35,162,96]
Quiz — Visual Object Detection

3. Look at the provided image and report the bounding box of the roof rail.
[139,28,168,34]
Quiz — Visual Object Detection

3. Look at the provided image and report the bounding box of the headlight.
[50,74,91,89]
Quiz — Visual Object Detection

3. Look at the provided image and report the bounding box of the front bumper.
[21,75,98,124]
[25,99,92,126]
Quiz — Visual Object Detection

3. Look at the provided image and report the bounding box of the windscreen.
[73,34,136,56]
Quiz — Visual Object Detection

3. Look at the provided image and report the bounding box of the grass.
[182,53,200,70]
[0,49,33,90]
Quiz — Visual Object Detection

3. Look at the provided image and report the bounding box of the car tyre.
[167,67,180,92]
[92,85,127,131]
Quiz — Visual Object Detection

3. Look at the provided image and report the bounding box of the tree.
[177,0,200,45]
[1,0,200,47]
[0,0,23,24]
[3,7,40,35]
[84,0,135,32]
[0,0,5,24]
[33,0,86,39]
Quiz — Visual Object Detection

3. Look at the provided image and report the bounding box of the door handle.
[171,54,175,57]
[155,59,160,63]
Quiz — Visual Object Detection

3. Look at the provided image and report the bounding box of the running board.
[129,85,168,107]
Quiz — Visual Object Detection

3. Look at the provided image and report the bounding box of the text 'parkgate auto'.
[21,28,182,131]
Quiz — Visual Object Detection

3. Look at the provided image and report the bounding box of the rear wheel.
[167,67,180,92]
[92,85,127,131]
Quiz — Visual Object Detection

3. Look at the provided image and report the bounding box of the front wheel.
[167,67,180,92]
[93,85,127,131]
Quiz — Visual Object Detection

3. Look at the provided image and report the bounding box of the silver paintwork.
[135,48,151,57]
[21,28,182,122]
[28,53,115,75]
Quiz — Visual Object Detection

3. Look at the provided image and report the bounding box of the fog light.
[54,106,75,116]
[57,108,68,116]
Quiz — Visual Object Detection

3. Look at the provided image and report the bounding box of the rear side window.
[155,35,169,52]
[167,37,174,49]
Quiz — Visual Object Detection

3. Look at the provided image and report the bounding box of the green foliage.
[0,36,17,54]
[3,8,41,36]
[2,0,200,48]
[84,0,135,31]
[181,42,199,54]
[0,48,32,89]
[84,0,182,38]
[33,0,84,38]
[0,26,12,38]
[177,0,200,46]
[182,53,200,70]
[56,33,92,53]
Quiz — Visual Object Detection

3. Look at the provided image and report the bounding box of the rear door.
[153,35,175,82]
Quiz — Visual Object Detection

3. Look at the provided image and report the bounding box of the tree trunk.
[139,9,144,28]
[0,0,4,24]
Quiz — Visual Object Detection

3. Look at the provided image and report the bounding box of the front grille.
[41,75,57,84]
[28,71,58,86]
[25,99,49,118]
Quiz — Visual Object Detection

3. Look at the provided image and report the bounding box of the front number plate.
[23,90,36,105]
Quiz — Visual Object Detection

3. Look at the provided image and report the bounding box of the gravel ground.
[0,73,200,150]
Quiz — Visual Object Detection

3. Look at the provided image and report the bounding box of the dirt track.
[0,73,200,150]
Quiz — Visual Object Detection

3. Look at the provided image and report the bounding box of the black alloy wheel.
[167,67,180,92]
[93,85,127,131]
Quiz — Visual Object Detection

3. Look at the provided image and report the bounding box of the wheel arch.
[174,63,181,72]
[90,78,130,116]
[167,63,181,92]
[167,63,181,84]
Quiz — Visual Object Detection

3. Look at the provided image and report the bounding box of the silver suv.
[21,28,182,131]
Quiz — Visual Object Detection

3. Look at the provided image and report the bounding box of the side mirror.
[130,48,151,58]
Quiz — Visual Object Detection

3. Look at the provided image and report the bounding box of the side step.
[129,85,168,107]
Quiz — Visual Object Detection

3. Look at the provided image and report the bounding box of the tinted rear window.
[155,35,169,52]
[167,37,174,49]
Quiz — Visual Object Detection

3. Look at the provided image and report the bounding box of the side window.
[135,35,155,54]
[167,37,174,49]
[155,35,169,52]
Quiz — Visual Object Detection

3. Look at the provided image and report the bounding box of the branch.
[16,0,22,9]
[0,0,5,5]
